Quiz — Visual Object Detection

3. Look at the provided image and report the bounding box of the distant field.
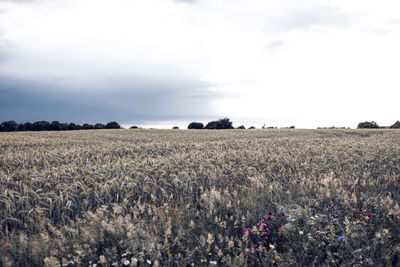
[0,129,399,266]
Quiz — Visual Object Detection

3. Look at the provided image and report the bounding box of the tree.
[17,123,25,131]
[68,123,77,130]
[237,125,246,129]
[105,121,121,129]
[1,121,18,132]
[24,122,33,131]
[94,123,105,129]
[204,118,234,130]
[249,126,255,129]
[51,121,61,131]
[32,121,51,131]
[130,126,139,129]
[59,123,69,131]
[188,122,204,129]
[82,123,94,130]
[357,121,379,129]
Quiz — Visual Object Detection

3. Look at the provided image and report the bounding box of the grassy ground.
[0,129,399,266]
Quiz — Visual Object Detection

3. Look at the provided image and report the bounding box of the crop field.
[0,129,399,266]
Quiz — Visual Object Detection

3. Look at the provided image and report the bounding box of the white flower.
[123,260,130,265]
[299,231,304,235]
[210,261,217,265]
[146,259,152,264]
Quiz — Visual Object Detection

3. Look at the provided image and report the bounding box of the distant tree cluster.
[357,121,379,129]
[0,120,121,132]
[187,118,234,130]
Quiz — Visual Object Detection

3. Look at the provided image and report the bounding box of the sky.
[1,0,400,128]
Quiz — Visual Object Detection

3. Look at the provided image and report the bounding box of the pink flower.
[243,228,248,235]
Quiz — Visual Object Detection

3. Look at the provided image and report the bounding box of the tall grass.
[0,129,399,266]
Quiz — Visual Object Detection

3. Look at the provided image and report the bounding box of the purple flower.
[367,214,372,217]
[243,228,248,235]
[280,206,284,211]
[370,238,375,242]
[249,229,253,235]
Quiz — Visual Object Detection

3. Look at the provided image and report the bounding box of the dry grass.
[0,129,399,266]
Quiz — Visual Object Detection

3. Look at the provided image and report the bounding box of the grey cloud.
[0,75,219,124]
[266,40,284,49]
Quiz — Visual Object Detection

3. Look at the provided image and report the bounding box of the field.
[0,129,399,266]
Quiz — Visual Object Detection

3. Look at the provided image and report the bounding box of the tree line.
[0,120,121,132]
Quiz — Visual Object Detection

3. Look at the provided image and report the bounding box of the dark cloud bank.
[0,76,218,124]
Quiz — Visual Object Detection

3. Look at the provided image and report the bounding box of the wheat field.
[0,129,399,266]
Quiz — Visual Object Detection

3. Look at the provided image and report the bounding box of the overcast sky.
[1,0,399,128]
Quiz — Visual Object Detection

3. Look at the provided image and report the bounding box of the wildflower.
[269,211,273,215]
[281,212,286,216]
[210,261,217,265]
[369,261,374,265]
[299,231,304,235]
[169,253,172,257]
[269,244,275,249]
[322,214,327,217]
[146,259,152,264]
[336,197,340,201]
[370,238,375,242]
[123,260,130,265]
[309,208,314,211]
[364,195,369,199]
[338,236,345,241]
[367,214,372,217]
[280,206,284,211]
[209,252,212,256]
[286,218,290,222]
[272,260,275,264]
[265,236,268,240]
[243,228,248,235]
[249,229,253,235]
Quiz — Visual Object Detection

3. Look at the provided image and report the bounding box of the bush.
[249,126,255,129]
[94,123,105,129]
[130,126,139,129]
[237,125,246,129]
[204,118,234,130]
[188,122,204,129]
[172,126,179,129]
[358,121,379,129]
[105,121,121,129]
